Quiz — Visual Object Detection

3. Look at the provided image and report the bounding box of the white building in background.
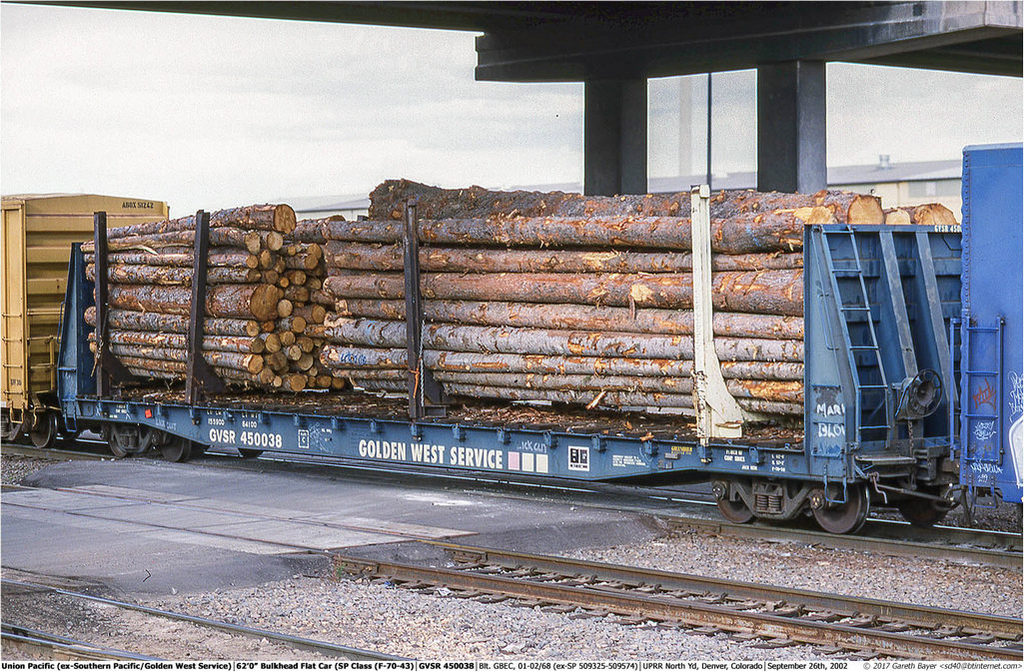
[282,194,373,221]
[283,157,963,222]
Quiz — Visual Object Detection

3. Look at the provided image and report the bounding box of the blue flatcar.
[53,144,1023,534]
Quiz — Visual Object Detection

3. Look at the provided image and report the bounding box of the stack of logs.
[83,204,340,392]
[311,181,925,420]
[82,181,958,421]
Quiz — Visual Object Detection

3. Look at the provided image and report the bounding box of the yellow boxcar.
[1,193,168,446]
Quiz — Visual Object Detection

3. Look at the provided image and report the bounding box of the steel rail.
[662,515,1022,569]
[335,555,1021,661]
[1,579,404,661]
[1,623,159,661]
[427,541,1024,639]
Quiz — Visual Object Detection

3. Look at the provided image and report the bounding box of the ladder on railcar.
[960,318,1004,511]
[826,229,890,445]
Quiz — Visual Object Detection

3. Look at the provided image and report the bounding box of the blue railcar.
[54,144,1023,534]
[958,143,1023,508]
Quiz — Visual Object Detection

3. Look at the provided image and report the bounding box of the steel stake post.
[185,210,225,405]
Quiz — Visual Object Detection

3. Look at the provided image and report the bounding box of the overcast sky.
[2,4,1021,215]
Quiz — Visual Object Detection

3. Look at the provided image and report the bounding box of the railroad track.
[663,515,1022,569]
[1,578,403,661]
[6,442,1021,568]
[335,542,1023,661]
[1,623,157,661]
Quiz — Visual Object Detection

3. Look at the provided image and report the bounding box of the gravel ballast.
[568,529,1022,618]
[151,574,832,660]
[1,453,60,485]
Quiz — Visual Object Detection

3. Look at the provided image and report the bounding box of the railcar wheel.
[103,424,150,458]
[812,483,870,534]
[160,436,192,463]
[897,491,950,528]
[711,480,755,523]
[28,413,56,449]
[715,496,755,523]
[238,449,263,459]
[104,425,131,458]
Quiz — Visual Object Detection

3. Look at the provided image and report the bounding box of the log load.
[87,263,262,285]
[367,179,883,225]
[422,351,804,380]
[883,203,959,228]
[108,284,282,321]
[318,213,810,253]
[323,270,803,315]
[331,300,804,339]
[82,202,347,392]
[349,377,803,417]
[83,227,284,255]
[325,243,803,273]
[312,184,871,419]
[101,204,296,238]
[85,307,261,337]
[319,324,802,361]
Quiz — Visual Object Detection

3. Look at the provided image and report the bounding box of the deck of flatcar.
[127,387,805,445]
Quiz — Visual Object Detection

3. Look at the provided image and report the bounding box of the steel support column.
[584,78,647,196]
[756,61,826,193]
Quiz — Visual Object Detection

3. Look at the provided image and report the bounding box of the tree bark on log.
[330,300,804,339]
[367,179,882,225]
[324,243,803,274]
[107,284,282,321]
[83,227,275,254]
[318,322,802,362]
[293,303,327,325]
[90,329,263,355]
[311,289,334,306]
[422,351,803,380]
[293,218,330,243]
[102,204,296,239]
[84,249,259,269]
[278,315,307,334]
[319,345,408,369]
[320,215,806,254]
[422,324,803,361]
[710,190,884,224]
[85,307,261,337]
[86,263,262,285]
[428,370,803,403]
[91,339,264,374]
[283,247,323,271]
[98,353,258,384]
[352,378,803,416]
[324,270,803,315]
[122,367,256,386]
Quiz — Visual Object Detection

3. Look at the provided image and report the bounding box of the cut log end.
[275,204,297,234]
[250,284,284,321]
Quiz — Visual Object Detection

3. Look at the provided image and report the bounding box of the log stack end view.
[85,184,959,427]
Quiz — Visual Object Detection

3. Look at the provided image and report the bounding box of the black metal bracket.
[185,210,226,405]
[92,211,135,396]
[403,198,447,420]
